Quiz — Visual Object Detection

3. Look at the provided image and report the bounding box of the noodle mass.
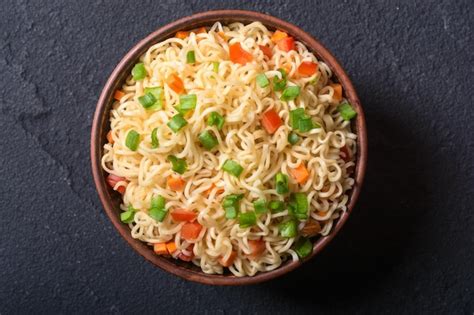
[101,22,357,276]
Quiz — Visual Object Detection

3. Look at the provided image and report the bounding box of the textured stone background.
[1,0,473,314]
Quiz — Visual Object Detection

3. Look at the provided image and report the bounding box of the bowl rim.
[90,9,367,286]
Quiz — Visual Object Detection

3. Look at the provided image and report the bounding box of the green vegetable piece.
[275,172,289,194]
[151,128,159,148]
[187,51,196,64]
[132,63,146,81]
[338,102,357,121]
[256,73,270,88]
[207,112,225,130]
[280,86,300,101]
[294,237,313,258]
[149,207,167,222]
[273,68,287,91]
[121,205,136,223]
[269,200,285,213]
[222,160,244,177]
[167,155,187,174]
[223,194,243,219]
[253,199,268,215]
[239,211,257,228]
[176,94,197,115]
[213,62,219,73]
[143,87,163,110]
[198,130,218,150]
[167,114,188,133]
[279,219,298,238]
[125,130,140,151]
[288,132,300,145]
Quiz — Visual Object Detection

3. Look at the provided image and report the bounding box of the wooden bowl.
[90,9,367,285]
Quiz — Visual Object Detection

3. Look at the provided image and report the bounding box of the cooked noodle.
[101,22,357,276]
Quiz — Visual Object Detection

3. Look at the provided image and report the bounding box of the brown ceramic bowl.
[91,9,367,285]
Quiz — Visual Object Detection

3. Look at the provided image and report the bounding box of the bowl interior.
[91,9,367,285]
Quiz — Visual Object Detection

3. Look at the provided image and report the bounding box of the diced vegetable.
[181,222,203,240]
[194,27,207,34]
[259,45,272,58]
[175,31,189,39]
[166,241,177,254]
[114,90,125,101]
[292,192,309,220]
[269,200,285,213]
[125,130,140,151]
[151,128,159,149]
[340,145,351,162]
[207,112,225,130]
[223,194,243,219]
[153,243,168,255]
[297,61,318,76]
[293,237,313,258]
[239,211,257,228]
[277,37,295,52]
[289,164,310,184]
[132,63,146,81]
[170,208,197,222]
[289,108,320,132]
[167,155,187,174]
[213,61,219,73]
[198,130,218,150]
[298,116,315,132]
[330,83,343,102]
[256,73,270,88]
[120,205,136,223]
[203,183,225,197]
[176,94,197,114]
[217,31,228,41]
[288,132,300,145]
[149,196,167,222]
[106,174,127,194]
[253,199,268,215]
[106,130,114,144]
[178,252,194,261]
[275,172,289,194]
[272,68,287,91]
[261,109,283,134]
[278,219,298,238]
[338,102,357,121]
[247,239,266,259]
[280,86,301,101]
[167,114,188,132]
[138,92,157,109]
[167,74,185,94]
[218,250,237,267]
[167,176,185,191]
[151,195,166,209]
[271,30,288,43]
[186,51,196,64]
[229,43,253,65]
[222,160,244,177]
[301,219,321,237]
[143,87,163,110]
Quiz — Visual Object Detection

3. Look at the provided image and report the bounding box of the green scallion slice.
[275,172,289,194]
[125,130,140,151]
[198,130,218,150]
[143,87,163,110]
[269,200,285,213]
[167,155,187,174]
[149,196,167,222]
[278,219,298,238]
[138,92,157,109]
[121,205,136,223]
[222,160,244,177]
[207,112,225,130]
[253,199,268,215]
[151,128,159,149]
[187,51,196,64]
[213,62,219,73]
[293,192,308,220]
[289,108,305,129]
[273,68,287,91]
[176,94,197,115]
[281,86,301,101]
[167,114,188,133]
[338,102,357,121]
[256,74,270,88]
[294,237,312,258]
[223,194,243,219]
[132,63,146,81]
[239,211,257,228]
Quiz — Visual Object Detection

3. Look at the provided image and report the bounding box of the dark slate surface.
[1,0,473,313]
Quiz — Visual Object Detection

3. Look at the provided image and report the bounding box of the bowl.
[90,9,367,285]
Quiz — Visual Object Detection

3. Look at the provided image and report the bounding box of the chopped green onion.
[288,132,300,145]
[213,62,219,73]
[149,196,167,222]
[294,237,312,258]
[222,160,243,177]
[198,130,218,150]
[207,112,225,130]
[275,172,289,194]
[273,68,287,91]
[125,130,140,151]
[281,86,301,101]
[138,93,157,109]
[151,128,159,148]
[269,200,285,213]
[253,199,268,215]
[187,51,196,64]
[167,155,187,174]
[278,219,298,238]
[151,196,166,209]
[167,114,188,133]
[298,116,314,132]
[223,194,243,219]
[121,205,136,223]
[256,74,270,88]
[239,211,257,228]
[338,102,357,121]
[176,94,197,114]
[289,108,305,129]
[290,108,320,132]
[293,193,308,220]
[143,87,163,110]
[132,63,146,81]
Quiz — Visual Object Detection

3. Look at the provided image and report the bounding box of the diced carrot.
[229,43,253,65]
[301,220,321,237]
[289,164,310,184]
[247,239,266,260]
[218,250,237,267]
[171,208,197,222]
[106,174,127,194]
[330,83,343,102]
[166,241,177,254]
[271,30,288,43]
[181,222,203,241]
[167,176,186,191]
[153,243,168,255]
[114,90,125,101]
[175,31,189,39]
[277,37,295,52]
[298,61,318,76]
[106,130,114,144]
[167,74,185,94]
[261,109,283,134]
[340,145,351,163]
[203,184,224,197]
[194,27,207,34]
[217,31,228,41]
[259,45,273,59]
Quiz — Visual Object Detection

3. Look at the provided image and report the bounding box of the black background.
[1,0,473,314]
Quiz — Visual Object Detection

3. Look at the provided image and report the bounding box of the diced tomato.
[340,145,351,162]
[247,240,266,260]
[271,30,288,43]
[229,43,253,65]
[218,250,237,267]
[167,74,184,94]
[261,109,283,134]
[181,222,203,241]
[171,208,197,222]
[330,84,343,102]
[277,37,295,52]
[113,90,125,101]
[175,31,189,39]
[297,61,318,76]
[259,45,273,59]
[106,174,127,194]
[167,176,186,191]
